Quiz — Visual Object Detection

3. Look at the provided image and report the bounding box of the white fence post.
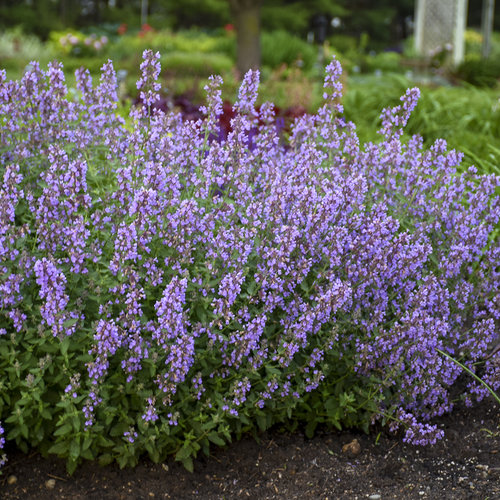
[414,0,468,66]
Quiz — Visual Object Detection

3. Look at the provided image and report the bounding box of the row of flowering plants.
[51,31,109,57]
[0,50,498,474]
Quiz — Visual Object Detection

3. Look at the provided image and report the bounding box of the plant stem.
[437,348,500,405]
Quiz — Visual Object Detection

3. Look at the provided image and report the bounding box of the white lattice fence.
[415,0,468,65]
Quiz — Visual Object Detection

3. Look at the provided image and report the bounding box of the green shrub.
[328,34,359,54]
[0,0,62,40]
[359,51,404,74]
[456,55,500,88]
[261,30,317,72]
[161,51,233,77]
[0,29,53,79]
[109,29,234,60]
[49,30,110,59]
[60,56,113,75]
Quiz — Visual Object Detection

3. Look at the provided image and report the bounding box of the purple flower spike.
[137,49,162,108]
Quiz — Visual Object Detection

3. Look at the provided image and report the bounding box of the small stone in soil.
[45,478,56,489]
[7,475,17,485]
[342,439,361,458]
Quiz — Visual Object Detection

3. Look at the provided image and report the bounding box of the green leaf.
[98,453,114,466]
[20,423,29,439]
[76,353,93,363]
[6,427,20,440]
[256,415,268,431]
[34,424,45,443]
[190,420,203,435]
[54,423,72,436]
[72,415,81,432]
[117,453,129,469]
[175,443,192,461]
[325,397,338,415]
[16,397,31,406]
[60,337,72,356]
[207,432,225,447]
[145,441,160,462]
[81,448,95,461]
[181,456,194,472]
[305,420,317,439]
[239,413,250,425]
[0,344,11,357]
[97,435,115,447]
[69,438,81,460]
[4,413,19,424]
[66,458,78,475]
[48,441,69,455]
[41,342,59,354]
[247,281,256,295]
[41,408,53,419]
[265,365,280,376]
[194,303,208,323]
[82,435,93,451]
[110,422,129,437]
[104,413,115,426]
[222,427,232,442]
[201,439,210,456]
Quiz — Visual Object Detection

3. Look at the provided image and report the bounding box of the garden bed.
[1,396,499,499]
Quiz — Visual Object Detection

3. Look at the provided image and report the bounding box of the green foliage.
[0,29,54,78]
[0,0,63,40]
[257,64,323,111]
[261,30,317,72]
[343,73,500,175]
[357,51,404,74]
[161,51,233,77]
[344,7,397,49]
[110,29,234,59]
[328,34,358,54]
[160,0,231,31]
[60,56,112,76]
[456,55,500,88]
[260,6,308,33]
[83,29,235,82]
[452,30,500,88]
[48,30,110,59]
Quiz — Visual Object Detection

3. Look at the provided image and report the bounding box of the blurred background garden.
[2,0,500,174]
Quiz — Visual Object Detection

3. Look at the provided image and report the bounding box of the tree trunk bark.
[230,0,262,78]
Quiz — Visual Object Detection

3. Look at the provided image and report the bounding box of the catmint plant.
[0,50,498,474]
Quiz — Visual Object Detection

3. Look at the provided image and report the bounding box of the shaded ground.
[1,398,499,500]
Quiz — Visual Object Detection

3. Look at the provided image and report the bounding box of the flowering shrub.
[0,51,498,474]
[51,31,108,57]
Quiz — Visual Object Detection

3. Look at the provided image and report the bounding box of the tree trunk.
[230,0,262,78]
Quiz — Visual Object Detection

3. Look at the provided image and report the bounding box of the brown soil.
[1,398,499,500]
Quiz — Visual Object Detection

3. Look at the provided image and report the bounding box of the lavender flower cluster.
[0,51,498,466]
[0,424,6,468]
